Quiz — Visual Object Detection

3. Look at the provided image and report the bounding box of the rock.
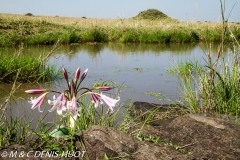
[82,126,190,159]
[131,114,240,159]
[130,101,185,126]
[82,126,137,159]
[82,101,240,159]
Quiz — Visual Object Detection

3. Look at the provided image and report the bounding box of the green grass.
[201,61,240,114]
[134,134,189,153]
[167,60,203,76]
[180,54,240,116]
[0,53,59,83]
[0,41,61,83]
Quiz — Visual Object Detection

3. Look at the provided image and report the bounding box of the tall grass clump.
[0,44,60,83]
[0,54,56,83]
[180,1,240,116]
[80,27,108,43]
[167,59,203,77]
[0,115,32,146]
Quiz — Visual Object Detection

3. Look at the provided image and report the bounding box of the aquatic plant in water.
[25,67,120,130]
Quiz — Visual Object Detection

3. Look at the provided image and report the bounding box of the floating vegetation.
[133,68,143,72]
[145,91,163,100]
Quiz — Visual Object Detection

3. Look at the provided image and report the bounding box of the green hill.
[134,9,169,20]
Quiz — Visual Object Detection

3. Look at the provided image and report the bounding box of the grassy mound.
[134,9,169,20]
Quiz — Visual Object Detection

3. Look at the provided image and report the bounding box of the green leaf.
[49,125,69,138]
[104,153,109,160]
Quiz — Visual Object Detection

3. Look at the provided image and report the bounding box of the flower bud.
[81,68,88,81]
[25,89,46,94]
[96,86,113,91]
[74,67,81,83]
[62,67,68,80]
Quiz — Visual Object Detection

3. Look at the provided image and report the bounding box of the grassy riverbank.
[0,42,60,83]
[0,13,240,46]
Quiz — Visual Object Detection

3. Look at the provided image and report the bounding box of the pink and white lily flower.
[66,97,80,120]
[100,94,120,113]
[91,93,120,113]
[48,93,67,115]
[28,92,48,112]
[25,67,121,130]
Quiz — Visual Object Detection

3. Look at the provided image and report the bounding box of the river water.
[0,42,230,123]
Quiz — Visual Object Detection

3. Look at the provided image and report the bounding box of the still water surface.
[0,43,229,122]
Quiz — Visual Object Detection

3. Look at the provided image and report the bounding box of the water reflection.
[0,42,228,58]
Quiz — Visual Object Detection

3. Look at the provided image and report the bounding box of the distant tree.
[25,13,33,16]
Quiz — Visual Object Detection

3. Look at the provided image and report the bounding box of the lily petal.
[91,93,102,108]
[71,96,78,108]
[28,93,48,112]
[48,93,67,115]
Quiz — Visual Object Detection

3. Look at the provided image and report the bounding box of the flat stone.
[83,125,190,159]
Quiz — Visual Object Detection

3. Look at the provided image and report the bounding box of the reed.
[178,1,240,116]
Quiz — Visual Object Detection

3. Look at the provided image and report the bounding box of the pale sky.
[0,0,239,22]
